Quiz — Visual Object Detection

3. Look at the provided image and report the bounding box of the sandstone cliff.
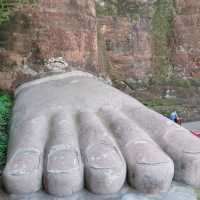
[0,0,98,89]
[96,0,200,121]
[0,0,200,120]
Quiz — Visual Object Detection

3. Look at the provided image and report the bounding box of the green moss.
[195,189,200,200]
[0,0,37,25]
[158,77,200,88]
[96,0,144,21]
[0,90,13,168]
[188,78,200,87]
[168,78,191,88]
[152,0,175,83]
[139,98,187,118]
[0,0,9,24]
[141,98,178,107]
[96,1,118,16]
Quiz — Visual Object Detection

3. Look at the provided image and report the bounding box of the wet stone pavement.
[0,121,199,200]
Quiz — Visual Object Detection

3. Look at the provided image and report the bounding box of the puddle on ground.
[0,182,198,200]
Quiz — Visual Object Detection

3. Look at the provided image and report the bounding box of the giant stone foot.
[2,71,200,197]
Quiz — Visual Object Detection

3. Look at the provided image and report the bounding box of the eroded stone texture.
[97,16,153,81]
[176,0,200,14]
[3,71,200,197]
[173,0,200,78]
[0,72,16,91]
[0,0,98,87]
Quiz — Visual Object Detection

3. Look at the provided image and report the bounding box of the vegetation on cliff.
[152,0,175,83]
[96,0,145,20]
[0,0,36,24]
[96,0,176,84]
[0,91,13,168]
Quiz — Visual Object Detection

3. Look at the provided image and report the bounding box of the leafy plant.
[0,0,9,24]
[0,90,13,168]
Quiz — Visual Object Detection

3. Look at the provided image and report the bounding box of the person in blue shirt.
[169,111,178,123]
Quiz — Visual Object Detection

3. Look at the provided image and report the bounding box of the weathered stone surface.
[0,176,198,200]
[95,0,200,120]
[3,71,200,197]
[0,181,198,200]
[97,16,153,81]
[0,72,16,91]
[0,0,98,84]
[176,0,200,14]
[173,0,200,78]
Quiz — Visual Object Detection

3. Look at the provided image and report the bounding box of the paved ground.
[183,121,200,130]
[0,121,199,200]
[0,182,197,200]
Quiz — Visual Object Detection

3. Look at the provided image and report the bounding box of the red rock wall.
[1,0,200,91]
[97,16,152,81]
[0,0,98,89]
[173,0,200,78]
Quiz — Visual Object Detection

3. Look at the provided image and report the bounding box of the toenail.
[85,142,124,169]
[5,149,41,175]
[47,145,82,174]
